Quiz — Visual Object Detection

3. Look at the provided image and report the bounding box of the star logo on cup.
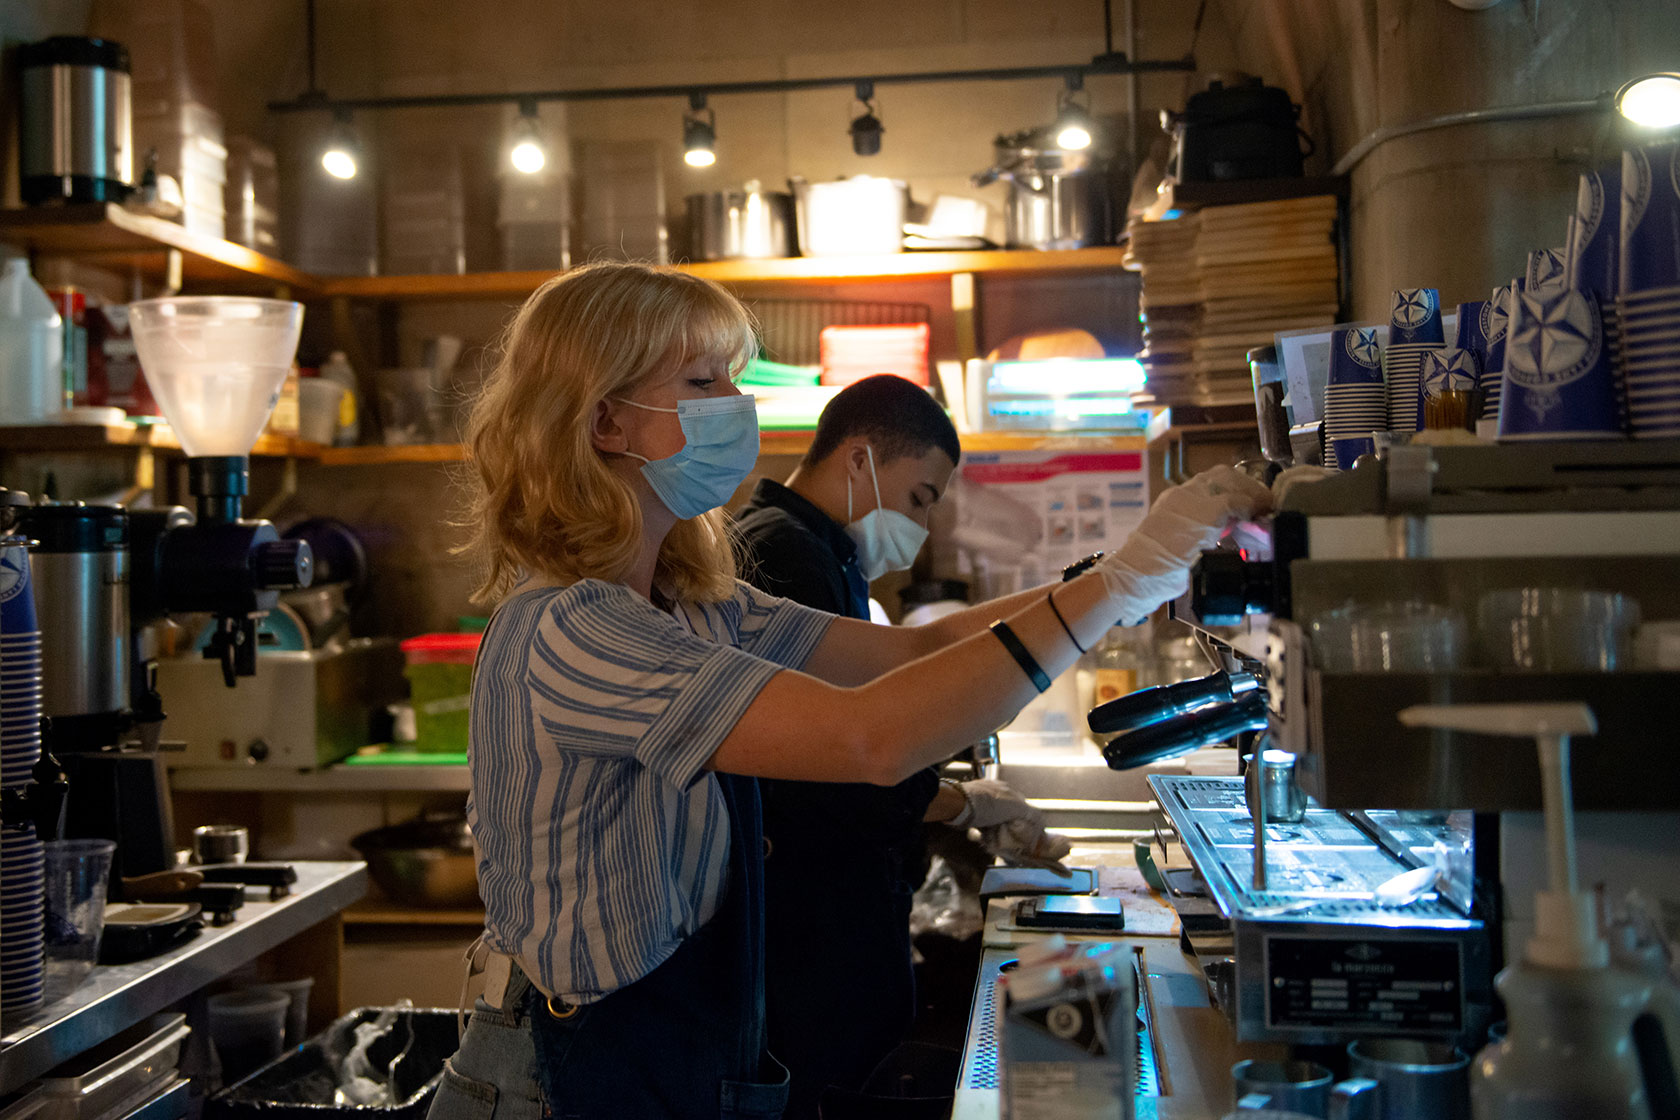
[1346,327,1380,369]
[1483,289,1511,343]
[0,550,24,602]
[1392,289,1436,330]
[1509,292,1594,386]
[1527,248,1565,291]
[1423,350,1478,394]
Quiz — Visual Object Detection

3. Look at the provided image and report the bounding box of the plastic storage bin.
[399,635,479,753]
[205,1008,458,1120]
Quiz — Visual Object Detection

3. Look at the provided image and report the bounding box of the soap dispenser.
[1397,703,1655,1120]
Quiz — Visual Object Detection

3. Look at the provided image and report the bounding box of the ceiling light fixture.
[320,108,359,179]
[683,92,716,168]
[509,99,547,174]
[1616,72,1680,130]
[848,80,884,157]
[1054,74,1094,151]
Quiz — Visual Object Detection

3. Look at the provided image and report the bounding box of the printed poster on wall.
[950,449,1149,594]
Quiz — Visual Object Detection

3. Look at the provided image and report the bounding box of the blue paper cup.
[0,543,36,637]
[1621,142,1680,295]
[1567,164,1622,302]
[1498,288,1626,440]
[1390,288,1445,346]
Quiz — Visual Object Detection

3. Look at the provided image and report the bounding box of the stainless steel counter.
[0,861,366,1095]
[954,842,1276,1120]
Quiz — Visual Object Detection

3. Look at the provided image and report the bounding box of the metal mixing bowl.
[351,812,482,909]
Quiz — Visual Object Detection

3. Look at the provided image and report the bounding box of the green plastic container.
[400,634,480,753]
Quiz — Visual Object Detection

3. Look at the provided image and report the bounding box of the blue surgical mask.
[617,394,759,519]
[844,446,929,582]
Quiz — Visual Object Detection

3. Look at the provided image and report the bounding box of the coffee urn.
[17,36,134,205]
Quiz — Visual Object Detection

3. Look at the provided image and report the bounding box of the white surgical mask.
[844,446,929,582]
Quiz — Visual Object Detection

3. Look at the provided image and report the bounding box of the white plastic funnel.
[128,298,303,457]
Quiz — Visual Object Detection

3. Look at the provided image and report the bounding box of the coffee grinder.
[18,297,313,893]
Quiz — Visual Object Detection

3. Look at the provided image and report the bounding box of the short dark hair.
[802,374,961,469]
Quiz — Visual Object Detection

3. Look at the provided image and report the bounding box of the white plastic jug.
[0,258,64,425]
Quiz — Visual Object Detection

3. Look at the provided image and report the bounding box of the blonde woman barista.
[431,261,1270,1120]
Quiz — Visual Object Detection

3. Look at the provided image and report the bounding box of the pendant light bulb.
[1616,72,1680,130]
[510,101,547,175]
[1054,78,1094,152]
[321,110,360,180]
[683,94,716,169]
[848,81,883,157]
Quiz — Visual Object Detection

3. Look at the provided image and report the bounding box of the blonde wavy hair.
[459,262,758,605]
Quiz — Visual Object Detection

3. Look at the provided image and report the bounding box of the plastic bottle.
[1464,706,1655,1120]
[0,258,65,425]
[318,351,362,445]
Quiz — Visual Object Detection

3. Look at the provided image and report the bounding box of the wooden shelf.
[1,421,324,458]
[311,429,1146,467]
[1145,404,1259,448]
[3,206,1131,302]
[344,902,485,927]
[314,247,1134,300]
[0,203,316,294]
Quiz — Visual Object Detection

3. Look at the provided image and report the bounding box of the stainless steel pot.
[685,184,795,261]
[975,130,1116,250]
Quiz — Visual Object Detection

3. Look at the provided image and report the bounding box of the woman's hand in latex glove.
[1095,465,1274,625]
[980,818,1074,872]
[949,779,1040,830]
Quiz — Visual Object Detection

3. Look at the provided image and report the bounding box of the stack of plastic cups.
[1619,142,1680,439]
[1479,281,1521,426]
[1384,288,1445,433]
[1,498,46,1012]
[1566,162,1625,429]
[1324,326,1388,469]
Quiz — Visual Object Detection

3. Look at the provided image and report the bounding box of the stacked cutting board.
[1125,194,1340,406]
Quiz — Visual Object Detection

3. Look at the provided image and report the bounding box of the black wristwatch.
[1061,552,1105,581]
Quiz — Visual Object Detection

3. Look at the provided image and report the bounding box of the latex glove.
[1095,465,1273,624]
[980,818,1073,871]
[1271,464,1335,506]
[949,779,1039,830]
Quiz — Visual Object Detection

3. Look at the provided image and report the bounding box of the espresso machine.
[1088,440,1680,1060]
[15,298,313,894]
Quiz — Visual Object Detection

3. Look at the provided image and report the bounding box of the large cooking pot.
[974,129,1117,251]
[685,183,796,261]
[351,810,480,909]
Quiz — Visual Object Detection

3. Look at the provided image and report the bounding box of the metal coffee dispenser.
[1091,441,1680,1060]
[17,297,314,891]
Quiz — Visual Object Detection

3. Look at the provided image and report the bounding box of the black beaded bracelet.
[1045,589,1087,653]
[990,620,1051,693]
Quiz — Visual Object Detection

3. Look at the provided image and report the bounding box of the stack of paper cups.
[1384,288,1445,433]
[1325,326,1388,469]
[1619,142,1680,439]
[0,533,45,1013]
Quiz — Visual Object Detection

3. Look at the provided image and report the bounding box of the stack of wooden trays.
[1127,195,1340,406]
[1125,212,1201,405]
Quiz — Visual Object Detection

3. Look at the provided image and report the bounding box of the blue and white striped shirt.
[467,577,833,1002]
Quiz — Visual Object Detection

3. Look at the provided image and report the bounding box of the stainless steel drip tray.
[1148,775,1475,930]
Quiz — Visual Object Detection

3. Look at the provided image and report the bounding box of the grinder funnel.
[128,297,303,456]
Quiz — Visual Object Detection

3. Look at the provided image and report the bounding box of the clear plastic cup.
[207,988,291,1083]
[42,838,116,997]
[1310,602,1468,673]
[1477,588,1642,671]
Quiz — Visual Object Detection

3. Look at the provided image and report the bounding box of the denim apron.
[431,772,787,1120]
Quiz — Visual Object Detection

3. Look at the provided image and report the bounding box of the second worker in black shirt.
[735,374,1063,1118]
